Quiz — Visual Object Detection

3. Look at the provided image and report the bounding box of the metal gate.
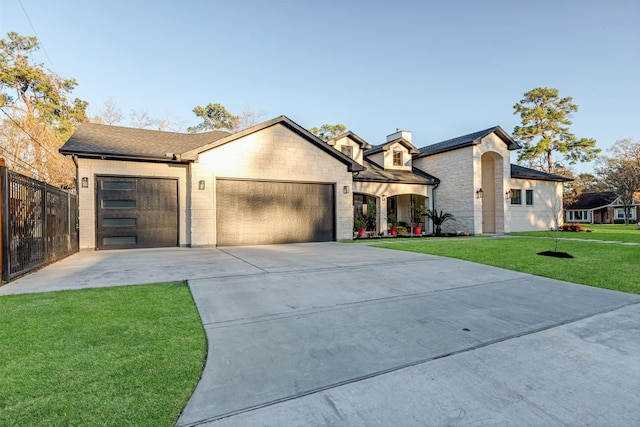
[1,168,79,282]
[216,179,335,246]
[96,176,178,250]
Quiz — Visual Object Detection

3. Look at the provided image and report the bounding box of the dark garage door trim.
[216,178,336,246]
[95,175,179,250]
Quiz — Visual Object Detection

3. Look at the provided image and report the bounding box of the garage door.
[96,176,178,250]
[216,179,335,246]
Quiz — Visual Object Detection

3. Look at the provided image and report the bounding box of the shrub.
[560,224,591,232]
[396,226,409,236]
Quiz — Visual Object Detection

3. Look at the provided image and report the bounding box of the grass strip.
[510,223,640,243]
[0,282,206,426]
[375,238,639,294]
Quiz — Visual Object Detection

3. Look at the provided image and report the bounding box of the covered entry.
[96,176,178,250]
[216,179,335,246]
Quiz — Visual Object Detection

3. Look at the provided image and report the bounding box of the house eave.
[60,150,191,164]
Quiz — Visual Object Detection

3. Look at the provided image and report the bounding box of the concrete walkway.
[1,243,639,426]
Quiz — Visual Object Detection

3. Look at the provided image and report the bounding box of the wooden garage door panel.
[216,180,335,246]
[96,176,178,250]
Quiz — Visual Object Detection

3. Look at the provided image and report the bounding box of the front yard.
[375,230,639,294]
[0,282,206,426]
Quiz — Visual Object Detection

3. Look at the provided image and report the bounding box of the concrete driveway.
[2,242,639,426]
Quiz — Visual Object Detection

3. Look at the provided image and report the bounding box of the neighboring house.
[565,192,640,224]
[60,115,570,250]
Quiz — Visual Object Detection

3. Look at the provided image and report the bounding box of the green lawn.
[375,238,639,294]
[0,282,206,426]
[510,223,640,243]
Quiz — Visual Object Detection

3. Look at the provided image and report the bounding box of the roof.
[565,192,640,210]
[510,164,573,182]
[60,116,365,172]
[416,126,520,158]
[354,159,440,185]
[60,123,230,162]
[565,192,618,210]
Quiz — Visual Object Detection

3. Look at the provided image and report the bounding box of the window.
[568,210,588,221]
[102,181,135,190]
[510,189,522,205]
[102,200,135,208]
[616,208,635,219]
[525,189,534,206]
[341,145,353,158]
[393,150,403,166]
[103,218,136,227]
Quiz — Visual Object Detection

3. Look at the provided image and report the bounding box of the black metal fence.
[1,168,79,282]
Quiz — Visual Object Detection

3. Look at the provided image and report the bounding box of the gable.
[183,115,364,172]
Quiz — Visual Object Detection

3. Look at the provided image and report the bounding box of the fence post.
[1,165,8,282]
[43,182,49,263]
[0,159,4,282]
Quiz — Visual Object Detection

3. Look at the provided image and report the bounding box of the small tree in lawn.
[425,210,455,235]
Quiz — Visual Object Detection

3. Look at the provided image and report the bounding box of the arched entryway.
[480,152,503,234]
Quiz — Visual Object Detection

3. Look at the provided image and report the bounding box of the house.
[565,191,640,224]
[59,115,570,250]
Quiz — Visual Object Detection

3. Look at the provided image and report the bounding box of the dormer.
[364,130,419,171]
[327,131,372,166]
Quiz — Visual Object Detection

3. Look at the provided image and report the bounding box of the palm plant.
[425,209,456,234]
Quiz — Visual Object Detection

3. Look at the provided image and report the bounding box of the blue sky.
[1,0,638,174]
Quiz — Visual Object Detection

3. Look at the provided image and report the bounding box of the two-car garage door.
[216,179,335,246]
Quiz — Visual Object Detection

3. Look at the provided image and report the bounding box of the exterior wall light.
[343,186,350,194]
[476,188,483,198]
[81,177,88,188]
[505,190,511,199]
[198,180,206,190]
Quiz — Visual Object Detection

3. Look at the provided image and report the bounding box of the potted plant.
[411,205,427,235]
[425,209,456,235]
[354,216,368,238]
[388,213,398,236]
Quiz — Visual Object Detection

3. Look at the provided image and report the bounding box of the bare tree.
[596,139,640,225]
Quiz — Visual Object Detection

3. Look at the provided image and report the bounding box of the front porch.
[353,192,432,237]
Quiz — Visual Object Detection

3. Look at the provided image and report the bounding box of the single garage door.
[216,179,335,246]
[96,176,178,250]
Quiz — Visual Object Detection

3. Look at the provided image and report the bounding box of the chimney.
[386,130,412,143]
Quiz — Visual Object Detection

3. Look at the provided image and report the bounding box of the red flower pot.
[413,226,422,235]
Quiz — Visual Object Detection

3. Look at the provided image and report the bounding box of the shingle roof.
[354,159,440,185]
[60,123,230,162]
[510,164,573,182]
[416,126,520,158]
[565,192,618,210]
